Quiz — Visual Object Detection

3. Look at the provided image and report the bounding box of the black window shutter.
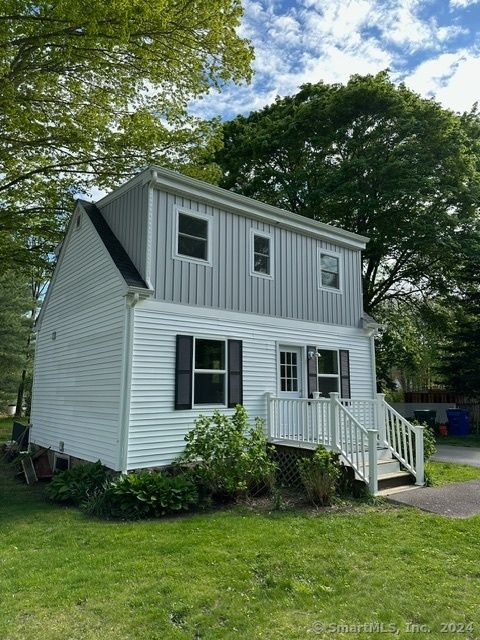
[339,349,351,398]
[307,346,318,398]
[228,339,243,407]
[175,335,193,410]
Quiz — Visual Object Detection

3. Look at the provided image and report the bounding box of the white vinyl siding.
[126,300,375,469]
[30,213,127,469]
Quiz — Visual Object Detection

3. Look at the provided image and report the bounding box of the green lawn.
[2,460,480,639]
[427,461,480,486]
[0,416,14,441]
[436,434,480,448]
[0,416,29,442]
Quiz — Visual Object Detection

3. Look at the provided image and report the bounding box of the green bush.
[46,461,113,505]
[297,446,341,506]
[82,471,198,519]
[178,405,277,501]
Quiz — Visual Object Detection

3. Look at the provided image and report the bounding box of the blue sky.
[191,0,480,120]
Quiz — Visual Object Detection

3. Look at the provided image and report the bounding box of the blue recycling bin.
[446,409,470,436]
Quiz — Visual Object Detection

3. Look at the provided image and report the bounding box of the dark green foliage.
[216,73,480,313]
[0,270,32,409]
[178,405,277,501]
[297,446,341,506]
[422,424,438,463]
[82,471,198,520]
[438,270,480,397]
[46,461,113,505]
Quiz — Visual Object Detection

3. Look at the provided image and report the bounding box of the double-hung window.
[193,338,226,405]
[317,349,339,397]
[251,230,273,278]
[319,251,341,291]
[175,209,211,263]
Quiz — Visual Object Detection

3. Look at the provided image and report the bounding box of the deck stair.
[267,392,426,495]
[367,448,416,495]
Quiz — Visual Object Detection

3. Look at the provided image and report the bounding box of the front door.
[278,346,303,397]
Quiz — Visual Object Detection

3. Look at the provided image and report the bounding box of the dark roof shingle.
[78,200,149,290]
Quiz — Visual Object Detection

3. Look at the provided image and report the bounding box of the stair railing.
[330,393,378,494]
[378,396,425,486]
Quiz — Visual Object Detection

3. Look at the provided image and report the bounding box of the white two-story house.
[31,167,425,494]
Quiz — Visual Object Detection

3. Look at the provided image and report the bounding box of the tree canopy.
[0,0,253,272]
[438,249,480,397]
[215,73,480,312]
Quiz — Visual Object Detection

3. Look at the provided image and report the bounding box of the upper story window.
[319,250,341,292]
[175,207,212,265]
[250,229,273,279]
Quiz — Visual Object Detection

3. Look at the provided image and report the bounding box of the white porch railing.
[380,399,425,486]
[266,392,425,493]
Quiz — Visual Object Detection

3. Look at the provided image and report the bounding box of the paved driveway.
[388,480,480,518]
[432,445,480,467]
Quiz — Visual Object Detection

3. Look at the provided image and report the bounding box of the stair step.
[378,470,412,481]
[376,459,401,474]
[378,470,415,491]
[377,484,420,497]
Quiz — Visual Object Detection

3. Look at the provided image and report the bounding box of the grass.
[427,461,480,486]
[0,416,29,442]
[436,433,480,448]
[2,459,480,639]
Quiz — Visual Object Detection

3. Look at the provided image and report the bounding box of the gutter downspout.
[117,292,140,473]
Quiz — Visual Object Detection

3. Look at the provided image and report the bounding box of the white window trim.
[250,228,274,280]
[317,348,340,394]
[173,205,213,266]
[318,248,343,294]
[276,344,305,397]
[192,336,227,408]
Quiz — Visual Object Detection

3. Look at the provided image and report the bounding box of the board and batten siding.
[30,212,127,469]
[99,181,150,282]
[148,188,364,327]
[127,300,374,469]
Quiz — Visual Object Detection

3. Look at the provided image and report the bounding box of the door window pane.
[280,350,299,392]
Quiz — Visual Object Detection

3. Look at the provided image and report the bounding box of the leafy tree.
[438,252,480,397]
[0,269,32,411]
[375,300,453,394]
[0,0,253,272]
[215,73,480,312]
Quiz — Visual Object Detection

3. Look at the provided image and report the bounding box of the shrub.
[178,405,277,501]
[82,471,198,519]
[422,424,437,462]
[297,446,341,506]
[46,461,113,505]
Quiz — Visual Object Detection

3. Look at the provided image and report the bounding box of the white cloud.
[406,51,480,111]
[190,0,480,119]
[450,0,480,7]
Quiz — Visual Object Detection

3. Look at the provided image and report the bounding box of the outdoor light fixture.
[307,349,321,360]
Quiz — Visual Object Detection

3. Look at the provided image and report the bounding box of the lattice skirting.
[269,443,315,488]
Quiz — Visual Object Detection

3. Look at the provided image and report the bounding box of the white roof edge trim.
[149,167,368,250]
[96,166,369,251]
